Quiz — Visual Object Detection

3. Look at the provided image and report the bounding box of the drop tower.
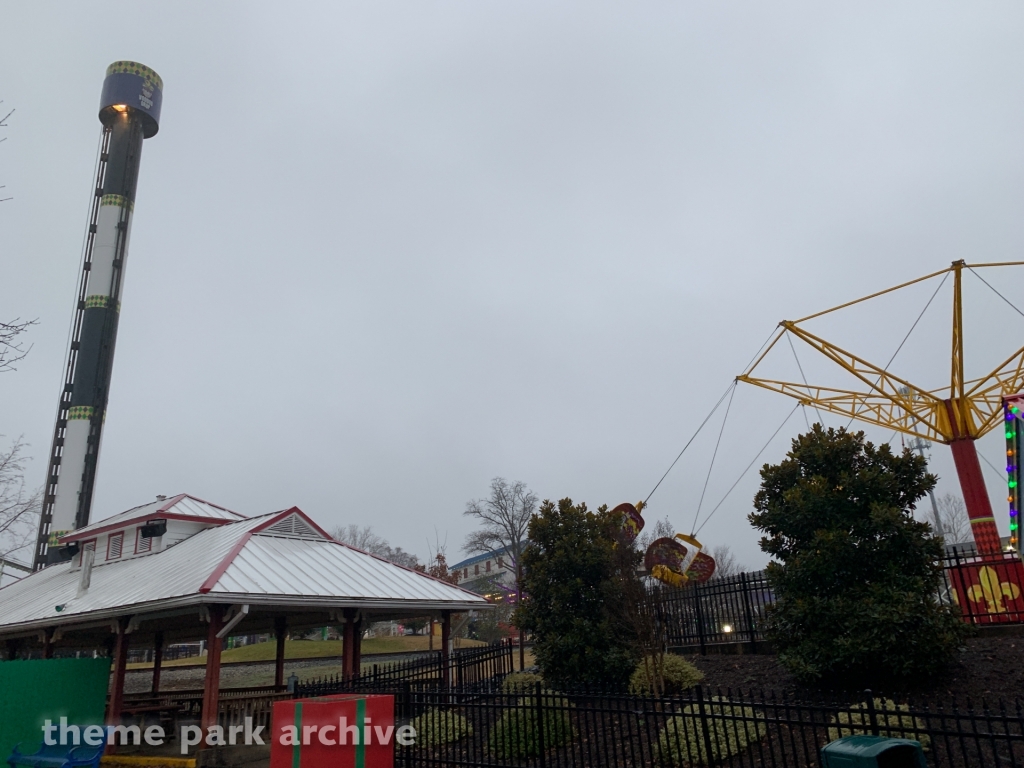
[33,62,163,567]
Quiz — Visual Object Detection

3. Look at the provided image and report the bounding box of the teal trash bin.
[821,735,927,767]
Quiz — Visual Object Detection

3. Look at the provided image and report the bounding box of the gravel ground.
[125,652,433,693]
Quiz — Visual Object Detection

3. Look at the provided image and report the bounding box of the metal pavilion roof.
[58,493,245,542]
[0,505,487,638]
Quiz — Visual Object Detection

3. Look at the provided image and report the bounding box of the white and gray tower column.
[33,62,163,568]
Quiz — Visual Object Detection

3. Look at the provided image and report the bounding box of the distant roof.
[60,493,245,542]
[0,505,487,636]
[0,556,32,574]
[452,541,525,570]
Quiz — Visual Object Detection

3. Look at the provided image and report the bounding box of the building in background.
[0,556,31,588]
[452,545,518,598]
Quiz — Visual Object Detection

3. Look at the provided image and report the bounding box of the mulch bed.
[690,633,1024,704]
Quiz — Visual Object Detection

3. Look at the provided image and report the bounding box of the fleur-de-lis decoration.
[966,566,1021,613]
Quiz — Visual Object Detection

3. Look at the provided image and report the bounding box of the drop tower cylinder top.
[99,61,163,138]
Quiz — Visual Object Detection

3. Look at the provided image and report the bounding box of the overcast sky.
[3,3,1024,571]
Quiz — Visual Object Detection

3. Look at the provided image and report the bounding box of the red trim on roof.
[251,507,333,539]
[161,493,246,518]
[57,494,246,544]
[153,493,189,515]
[59,512,237,543]
[198,532,253,594]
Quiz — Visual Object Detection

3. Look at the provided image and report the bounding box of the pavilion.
[0,494,488,733]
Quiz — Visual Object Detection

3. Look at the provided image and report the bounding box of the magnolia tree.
[750,425,967,685]
[515,498,636,687]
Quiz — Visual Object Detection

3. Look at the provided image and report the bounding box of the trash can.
[821,735,927,767]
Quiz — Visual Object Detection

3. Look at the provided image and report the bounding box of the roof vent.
[265,513,320,539]
[156,495,167,501]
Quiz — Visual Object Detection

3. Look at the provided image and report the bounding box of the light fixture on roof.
[140,519,167,538]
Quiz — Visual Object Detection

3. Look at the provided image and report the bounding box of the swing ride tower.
[739,260,1023,557]
[32,62,163,568]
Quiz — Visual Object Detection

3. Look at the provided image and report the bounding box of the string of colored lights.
[1004,398,1022,552]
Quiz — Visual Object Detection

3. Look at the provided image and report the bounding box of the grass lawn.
[127,635,486,670]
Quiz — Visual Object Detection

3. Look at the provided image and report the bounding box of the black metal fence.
[656,548,1024,654]
[345,682,1024,767]
[296,642,515,695]
[127,643,203,664]
[657,571,774,654]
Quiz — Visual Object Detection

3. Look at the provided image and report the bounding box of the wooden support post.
[441,610,451,689]
[200,606,225,743]
[42,628,55,659]
[516,565,525,672]
[105,617,131,731]
[352,614,362,678]
[274,617,287,689]
[151,631,164,693]
[342,608,356,681]
[5,639,22,661]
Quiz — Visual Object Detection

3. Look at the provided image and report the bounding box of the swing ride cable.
[799,403,811,431]
[643,325,779,506]
[843,271,949,430]
[959,268,1024,483]
[643,380,736,505]
[786,332,823,426]
[968,267,1024,321]
[978,451,1009,484]
[690,381,736,535]
[740,326,785,378]
[692,402,800,537]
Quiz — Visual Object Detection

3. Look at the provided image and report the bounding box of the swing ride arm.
[962,344,1024,438]
[736,374,947,442]
[740,266,1024,444]
[738,260,1024,556]
[737,321,950,442]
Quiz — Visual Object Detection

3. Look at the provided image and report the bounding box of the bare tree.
[636,516,675,558]
[0,437,41,571]
[710,544,742,579]
[332,524,385,552]
[464,477,537,665]
[0,318,39,577]
[0,102,12,203]
[330,524,420,569]
[937,494,972,546]
[463,478,537,565]
[1,319,36,374]
[416,533,463,649]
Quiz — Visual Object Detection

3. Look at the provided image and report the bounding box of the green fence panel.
[0,657,111,760]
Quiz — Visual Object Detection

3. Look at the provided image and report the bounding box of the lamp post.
[908,437,944,538]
